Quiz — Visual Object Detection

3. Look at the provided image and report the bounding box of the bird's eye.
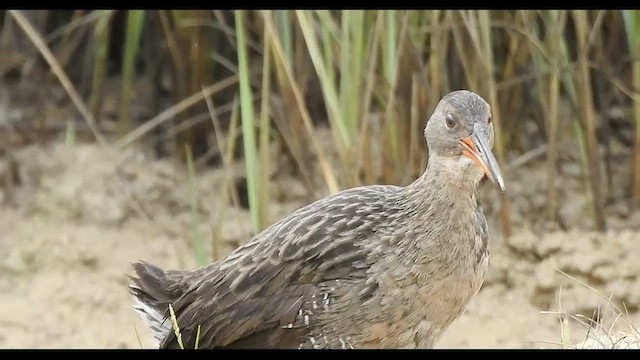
[488,116,492,124]
[445,113,456,129]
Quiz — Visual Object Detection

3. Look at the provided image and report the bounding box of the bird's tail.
[128,261,179,346]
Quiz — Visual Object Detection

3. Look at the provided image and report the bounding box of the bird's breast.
[364,227,490,348]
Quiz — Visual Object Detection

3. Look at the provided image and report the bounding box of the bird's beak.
[459,123,506,193]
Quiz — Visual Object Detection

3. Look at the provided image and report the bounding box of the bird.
[128,89,506,349]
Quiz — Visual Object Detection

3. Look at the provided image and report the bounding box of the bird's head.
[424,90,505,193]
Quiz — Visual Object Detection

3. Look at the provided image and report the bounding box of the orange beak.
[459,124,505,193]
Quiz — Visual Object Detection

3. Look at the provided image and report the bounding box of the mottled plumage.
[128,89,505,349]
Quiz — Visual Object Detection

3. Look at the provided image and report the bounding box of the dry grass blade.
[168,303,184,349]
[89,10,114,120]
[573,10,606,231]
[114,75,239,150]
[194,325,202,349]
[295,10,380,188]
[133,323,144,349]
[54,10,92,71]
[159,10,187,106]
[449,11,479,91]
[296,11,342,135]
[43,10,104,43]
[8,9,108,147]
[383,13,428,185]
[544,10,567,223]
[262,11,339,194]
[205,92,241,261]
[544,270,640,349]
[427,10,445,97]
[263,11,317,194]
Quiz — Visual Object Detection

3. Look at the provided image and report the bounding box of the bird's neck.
[405,155,482,213]
[395,155,483,252]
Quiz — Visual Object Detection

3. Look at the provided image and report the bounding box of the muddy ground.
[1,82,640,349]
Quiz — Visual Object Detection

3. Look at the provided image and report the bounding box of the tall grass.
[623,10,640,207]
[89,10,114,121]
[185,145,208,266]
[118,10,145,136]
[296,10,367,187]
[235,10,261,232]
[261,10,339,194]
[4,9,640,239]
[542,11,566,224]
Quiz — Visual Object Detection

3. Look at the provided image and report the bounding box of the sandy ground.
[1,141,640,349]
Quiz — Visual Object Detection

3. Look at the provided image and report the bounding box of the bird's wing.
[161,186,397,349]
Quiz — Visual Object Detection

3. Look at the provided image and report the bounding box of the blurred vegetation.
[1,10,640,240]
